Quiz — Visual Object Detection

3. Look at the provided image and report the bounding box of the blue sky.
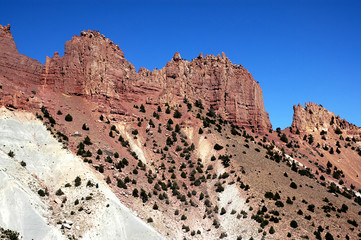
[1,0,360,129]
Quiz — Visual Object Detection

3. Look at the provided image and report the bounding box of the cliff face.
[0,26,271,131]
[41,30,271,132]
[291,102,361,139]
[0,25,43,108]
[42,30,137,98]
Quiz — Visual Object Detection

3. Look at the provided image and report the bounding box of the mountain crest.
[291,102,360,139]
[0,26,271,132]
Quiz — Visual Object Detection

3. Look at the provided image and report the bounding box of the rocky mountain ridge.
[291,102,361,140]
[1,25,271,132]
[1,24,361,240]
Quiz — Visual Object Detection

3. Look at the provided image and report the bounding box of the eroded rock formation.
[41,30,272,131]
[0,26,271,131]
[0,24,43,108]
[291,102,361,140]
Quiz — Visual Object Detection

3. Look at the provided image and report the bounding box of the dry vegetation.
[35,95,361,239]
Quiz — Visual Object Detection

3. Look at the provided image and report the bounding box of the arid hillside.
[0,25,360,240]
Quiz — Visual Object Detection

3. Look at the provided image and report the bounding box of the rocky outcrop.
[139,52,271,131]
[0,24,43,108]
[42,30,137,98]
[291,102,361,140]
[41,30,271,132]
[0,26,271,131]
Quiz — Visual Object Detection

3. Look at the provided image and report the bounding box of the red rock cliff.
[42,30,271,132]
[138,52,271,131]
[0,24,43,108]
[291,102,360,140]
[0,26,271,131]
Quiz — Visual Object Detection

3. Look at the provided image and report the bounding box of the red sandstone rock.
[41,30,272,132]
[1,26,271,131]
[0,24,43,109]
[291,102,361,140]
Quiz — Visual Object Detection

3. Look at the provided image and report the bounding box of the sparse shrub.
[195,99,203,109]
[65,114,73,122]
[325,232,334,240]
[329,147,334,154]
[347,219,358,227]
[133,189,139,197]
[335,127,342,135]
[106,176,111,184]
[220,207,226,215]
[38,189,46,197]
[117,179,127,189]
[290,182,297,189]
[139,104,146,113]
[82,123,89,130]
[340,204,348,213]
[280,134,288,143]
[55,188,64,196]
[8,151,15,158]
[173,110,182,118]
[307,204,315,212]
[74,176,81,187]
[84,136,92,145]
[214,144,224,151]
[153,203,159,210]
[290,220,298,228]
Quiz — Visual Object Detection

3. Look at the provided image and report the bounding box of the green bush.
[55,189,64,196]
[335,127,342,135]
[8,151,15,158]
[214,144,224,151]
[132,129,138,135]
[290,220,298,228]
[280,134,288,143]
[153,203,158,210]
[65,114,73,122]
[84,136,92,145]
[139,104,146,113]
[325,232,334,240]
[290,182,297,189]
[38,189,46,197]
[173,110,182,118]
[132,189,139,197]
[220,207,226,215]
[74,176,81,187]
[82,123,89,130]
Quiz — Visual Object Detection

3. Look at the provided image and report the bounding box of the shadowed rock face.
[0,25,43,108]
[0,26,272,132]
[291,102,360,139]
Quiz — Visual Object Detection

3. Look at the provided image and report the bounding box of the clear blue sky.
[1,0,360,129]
